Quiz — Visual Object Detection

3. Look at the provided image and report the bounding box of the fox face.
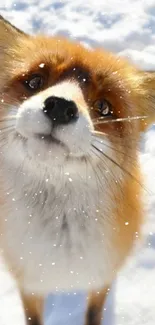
[0,16,154,296]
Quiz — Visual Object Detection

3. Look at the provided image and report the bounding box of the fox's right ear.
[0,15,28,49]
[134,70,155,132]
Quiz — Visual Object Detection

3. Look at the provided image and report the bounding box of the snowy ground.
[0,1,155,325]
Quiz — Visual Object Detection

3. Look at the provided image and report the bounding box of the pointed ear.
[0,15,29,82]
[135,71,155,132]
[0,15,27,36]
[0,15,28,51]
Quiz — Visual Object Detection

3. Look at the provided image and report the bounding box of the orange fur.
[0,15,155,325]
[85,287,110,325]
[21,292,43,325]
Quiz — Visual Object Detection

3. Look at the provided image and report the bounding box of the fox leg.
[85,286,110,325]
[21,291,44,325]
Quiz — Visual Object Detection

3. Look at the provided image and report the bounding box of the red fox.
[0,15,154,325]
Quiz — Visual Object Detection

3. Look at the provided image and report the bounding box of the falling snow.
[39,63,45,68]
[0,1,155,325]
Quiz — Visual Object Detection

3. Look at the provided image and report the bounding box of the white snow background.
[0,1,155,325]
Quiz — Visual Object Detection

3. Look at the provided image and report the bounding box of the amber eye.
[94,99,112,117]
[24,74,44,92]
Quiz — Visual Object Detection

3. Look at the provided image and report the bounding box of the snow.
[1,0,155,69]
[0,1,155,325]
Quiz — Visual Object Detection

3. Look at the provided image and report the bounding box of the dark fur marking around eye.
[96,73,103,83]
[95,73,107,92]
[60,65,91,86]
[95,71,113,92]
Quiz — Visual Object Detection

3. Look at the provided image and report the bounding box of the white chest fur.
[2,158,118,295]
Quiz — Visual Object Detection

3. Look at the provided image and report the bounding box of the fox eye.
[24,74,44,91]
[94,99,112,116]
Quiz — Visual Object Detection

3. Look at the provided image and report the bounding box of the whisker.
[0,117,16,122]
[91,143,148,191]
[90,149,119,194]
[0,128,15,141]
[93,115,148,125]
[92,130,141,145]
[0,125,15,131]
[87,154,102,200]
[91,135,137,162]
[92,116,108,121]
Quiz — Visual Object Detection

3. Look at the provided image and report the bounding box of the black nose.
[43,96,79,125]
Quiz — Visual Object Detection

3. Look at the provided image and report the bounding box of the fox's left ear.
[0,15,28,55]
[0,15,29,83]
[134,71,155,132]
[0,15,28,42]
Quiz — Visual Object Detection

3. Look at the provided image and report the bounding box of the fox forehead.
[1,29,134,85]
[2,34,136,112]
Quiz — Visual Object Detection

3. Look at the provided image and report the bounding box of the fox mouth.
[16,130,64,147]
[15,130,87,159]
[36,132,72,156]
[36,133,89,160]
[36,133,63,146]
